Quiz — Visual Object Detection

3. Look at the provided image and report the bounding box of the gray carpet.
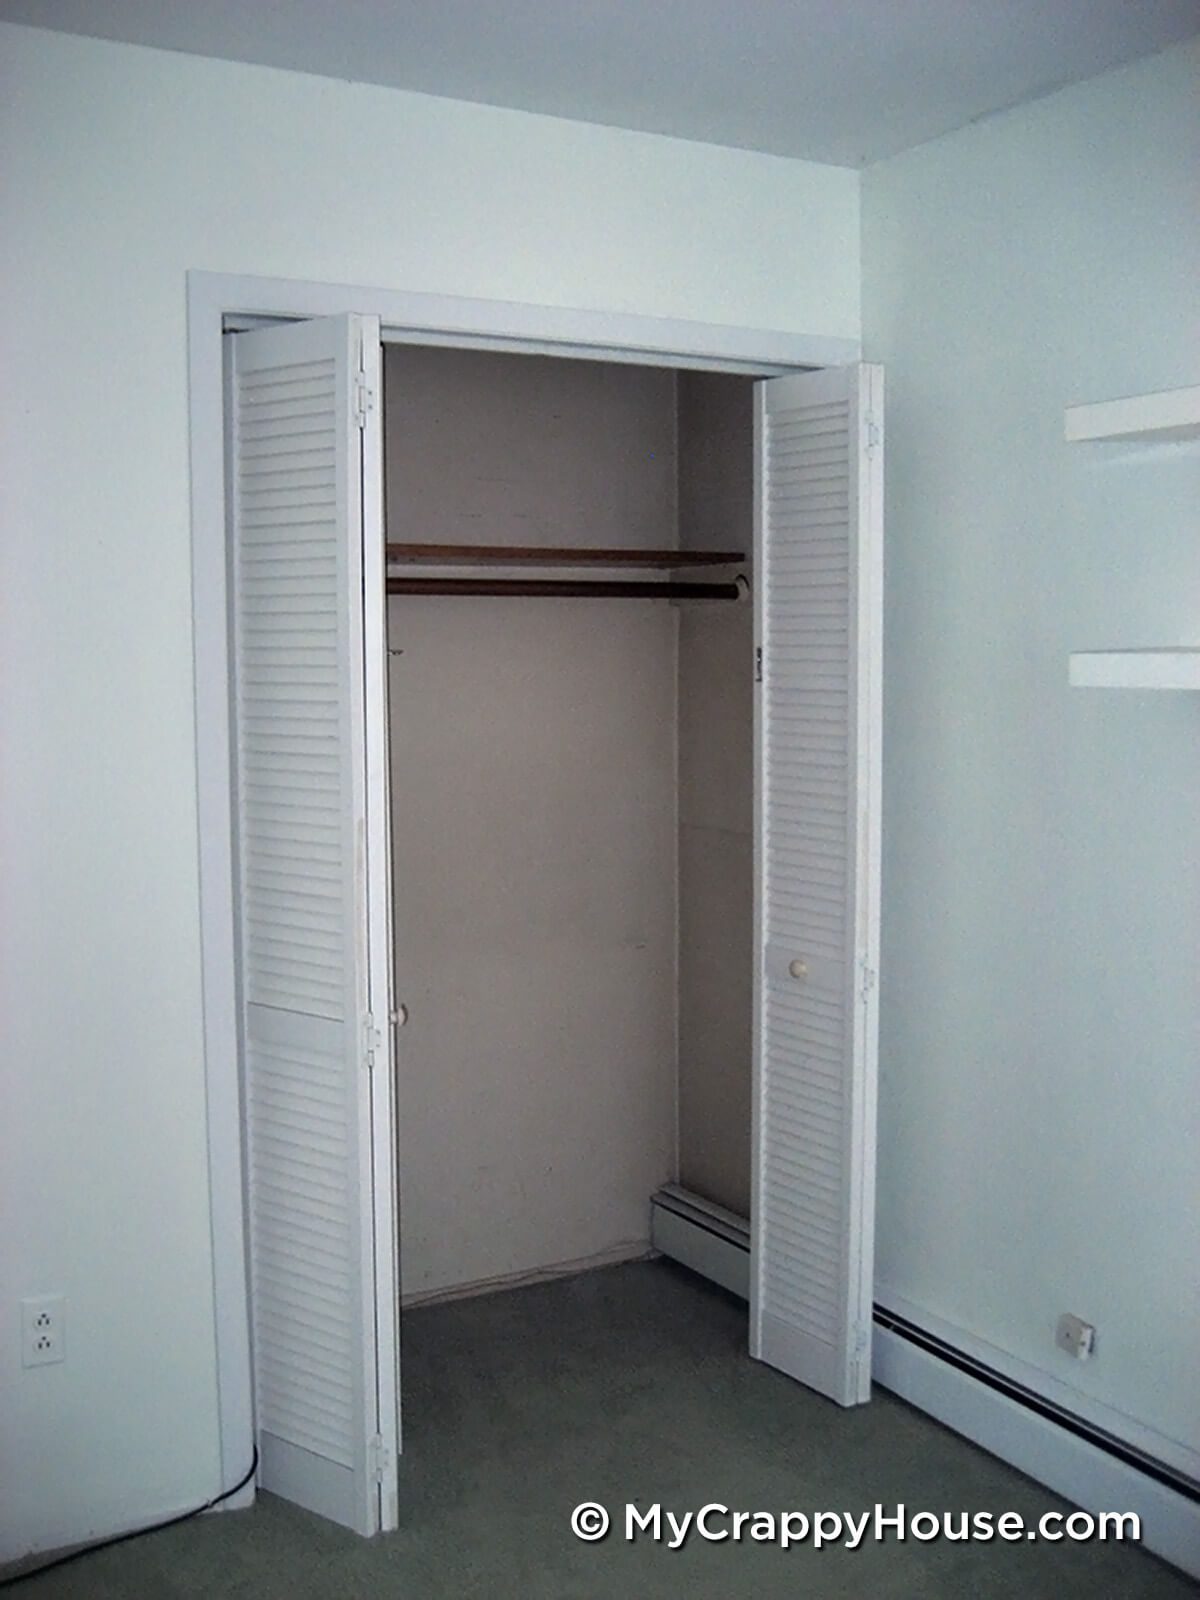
[17,1261,1194,1597]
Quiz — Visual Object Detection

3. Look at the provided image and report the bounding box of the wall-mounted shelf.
[386,542,744,568]
[1064,385,1200,444]
[1069,649,1200,690]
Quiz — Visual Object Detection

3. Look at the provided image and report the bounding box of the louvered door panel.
[230,314,396,1534]
[751,365,882,1407]
[244,1010,356,1465]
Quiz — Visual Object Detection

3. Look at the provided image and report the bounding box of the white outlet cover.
[1055,1312,1095,1360]
[21,1295,66,1367]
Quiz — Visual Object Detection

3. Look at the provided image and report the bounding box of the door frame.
[187,267,860,1504]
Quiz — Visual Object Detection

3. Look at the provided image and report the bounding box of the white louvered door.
[229,314,399,1534]
[750,364,882,1407]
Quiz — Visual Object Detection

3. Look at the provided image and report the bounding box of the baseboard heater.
[650,1183,750,1301]
[875,1305,1200,1505]
[650,1194,1197,1509]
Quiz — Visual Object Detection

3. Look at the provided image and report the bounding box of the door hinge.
[363,1012,382,1070]
[858,961,877,1003]
[354,376,375,429]
[369,1433,390,1485]
[755,645,763,684]
[864,413,881,457]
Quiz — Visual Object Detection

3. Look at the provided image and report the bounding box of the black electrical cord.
[0,1447,258,1589]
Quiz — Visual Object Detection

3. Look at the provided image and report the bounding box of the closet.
[381,346,755,1304]
[224,310,881,1539]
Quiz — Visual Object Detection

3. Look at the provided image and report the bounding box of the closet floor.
[27,1261,1189,1598]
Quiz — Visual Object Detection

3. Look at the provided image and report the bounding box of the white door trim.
[188,268,859,1505]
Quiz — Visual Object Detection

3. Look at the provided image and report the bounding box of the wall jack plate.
[1056,1312,1095,1361]
[22,1296,66,1367]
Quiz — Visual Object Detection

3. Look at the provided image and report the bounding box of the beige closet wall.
[384,347,679,1300]
[676,373,756,1217]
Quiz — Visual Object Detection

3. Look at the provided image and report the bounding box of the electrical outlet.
[1056,1312,1095,1361]
[21,1296,65,1367]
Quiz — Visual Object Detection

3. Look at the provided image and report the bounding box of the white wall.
[0,20,858,1559]
[863,38,1200,1468]
[384,348,678,1299]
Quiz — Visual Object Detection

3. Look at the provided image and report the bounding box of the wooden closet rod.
[387,577,742,600]
[386,542,744,569]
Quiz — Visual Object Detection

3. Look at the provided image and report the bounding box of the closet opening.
[215,294,880,1535]
[380,345,758,1317]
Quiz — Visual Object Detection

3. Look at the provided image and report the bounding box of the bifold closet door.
[230,313,399,1533]
[751,363,882,1407]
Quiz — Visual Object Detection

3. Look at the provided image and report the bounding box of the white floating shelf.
[1064,385,1200,444]
[1069,648,1200,690]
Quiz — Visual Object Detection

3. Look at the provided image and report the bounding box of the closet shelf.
[386,542,744,569]
[1069,649,1200,690]
[387,576,742,601]
[1064,385,1200,443]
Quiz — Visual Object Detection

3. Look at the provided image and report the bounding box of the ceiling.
[3,0,1198,166]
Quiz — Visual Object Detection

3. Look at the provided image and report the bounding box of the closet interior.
[381,345,756,1307]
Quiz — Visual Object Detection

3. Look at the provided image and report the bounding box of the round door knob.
[789,958,808,981]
